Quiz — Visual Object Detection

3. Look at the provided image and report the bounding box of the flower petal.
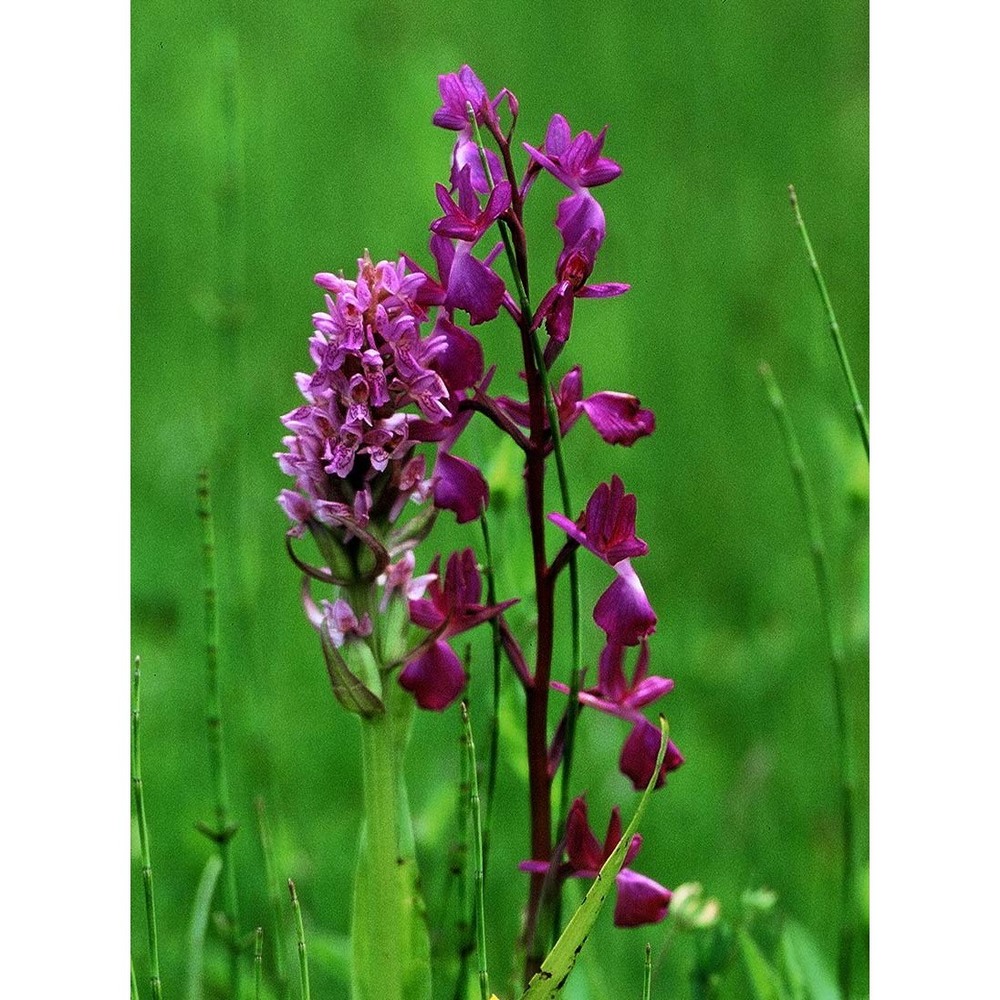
[613,869,672,927]
[433,452,489,524]
[594,560,657,646]
[398,640,467,711]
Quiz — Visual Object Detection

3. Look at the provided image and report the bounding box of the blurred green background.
[132,1,868,996]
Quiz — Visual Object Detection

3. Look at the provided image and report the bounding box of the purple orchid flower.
[432,64,516,136]
[523,114,622,191]
[519,797,671,927]
[321,597,373,649]
[431,166,512,245]
[620,718,686,791]
[432,451,490,524]
[594,559,658,646]
[549,475,648,565]
[551,639,672,725]
[495,367,654,448]
[377,551,436,613]
[400,549,517,711]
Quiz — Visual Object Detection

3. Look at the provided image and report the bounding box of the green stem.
[461,704,491,1000]
[788,185,869,459]
[255,927,265,1000]
[353,683,432,1000]
[197,469,241,995]
[132,657,163,1000]
[478,508,503,867]
[759,362,857,998]
[643,942,652,1000]
[132,958,140,1000]
[288,880,311,1000]
[453,707,472,1000]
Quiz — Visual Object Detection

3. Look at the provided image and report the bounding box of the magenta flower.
[399,640,468,711]
[523,114,622,191]
[321,598,373,649]
[431,165,511,244]
[619,719,686,791]
[519,797,671,927]
[495,367,654,448]
[594,559,658,646]
[432,451,490,524]
[377,552,436,612]
[552,639,672,723]
[400,549,516,711]
[549,475,648,566]
[432,64,516,135]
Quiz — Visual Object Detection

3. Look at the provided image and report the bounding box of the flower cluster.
[276,64,685,945]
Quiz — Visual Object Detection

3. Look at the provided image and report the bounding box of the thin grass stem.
[288,879,311,1000]
[461,703,491,1000]
[255,927,264,1000]
[788,185,869,458]
[197,469,242,994]
[643,942,652,1000]
[255,797,289,993]
[132,958,140,1000]
[185,854,223,1000]
[132,657,163,1000]
[759,361,857,998]
[453,697,473,1000]
[478,508,503,869]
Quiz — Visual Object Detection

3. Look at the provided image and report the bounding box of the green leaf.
[780,922,840,1000]
[184,855,223,1000]
[320,632,385,718]
[520,718,670,1000]
[737,928,787,1000]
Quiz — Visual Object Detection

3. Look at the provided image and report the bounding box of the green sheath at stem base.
[352,681,432,1000]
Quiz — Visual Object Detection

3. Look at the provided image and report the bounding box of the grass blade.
[461,702,491,1000]
[759,362,857,998]
[255,927,265,1000]
[132,656,163,1000]
[521,717,670,1000]
[642,942,652,1000]
[788,185,869,458]
[478,508,503,872]
[185,854,223,1000]
[737,928,787,1000]
[453,701,473,1000]
[132,957,140,1000]
[288,879,311,1000]
[255,797,289,993]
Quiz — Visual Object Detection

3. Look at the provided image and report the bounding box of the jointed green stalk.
[132,657,163,1000]
[288,879,311,1000]
[642,942,652,1000]
[255,797,289,993]
[461,703,491,1000]
[197,469,242,995]
[788,185,869,458]
[759,362,857,998]
[254,927,264,1000]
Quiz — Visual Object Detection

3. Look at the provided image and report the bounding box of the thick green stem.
[352,683,432,1000]
[759,362,857,998]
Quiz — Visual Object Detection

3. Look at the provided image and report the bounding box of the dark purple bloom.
[523,114,622,191]
[593,559,657,646]
[548,475,648,565]
[433,451,490,524]
[619,719,685,791]
[431,166,511,245]
[399,639,467,711]
[432,64,517,134]
[444,244,507,326]
[408,549,515,640]
[552,638,673,725]
[519,797,671,928]
[579,392,655,446]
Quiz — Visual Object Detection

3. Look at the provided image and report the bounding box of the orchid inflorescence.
[275,63,685,987]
